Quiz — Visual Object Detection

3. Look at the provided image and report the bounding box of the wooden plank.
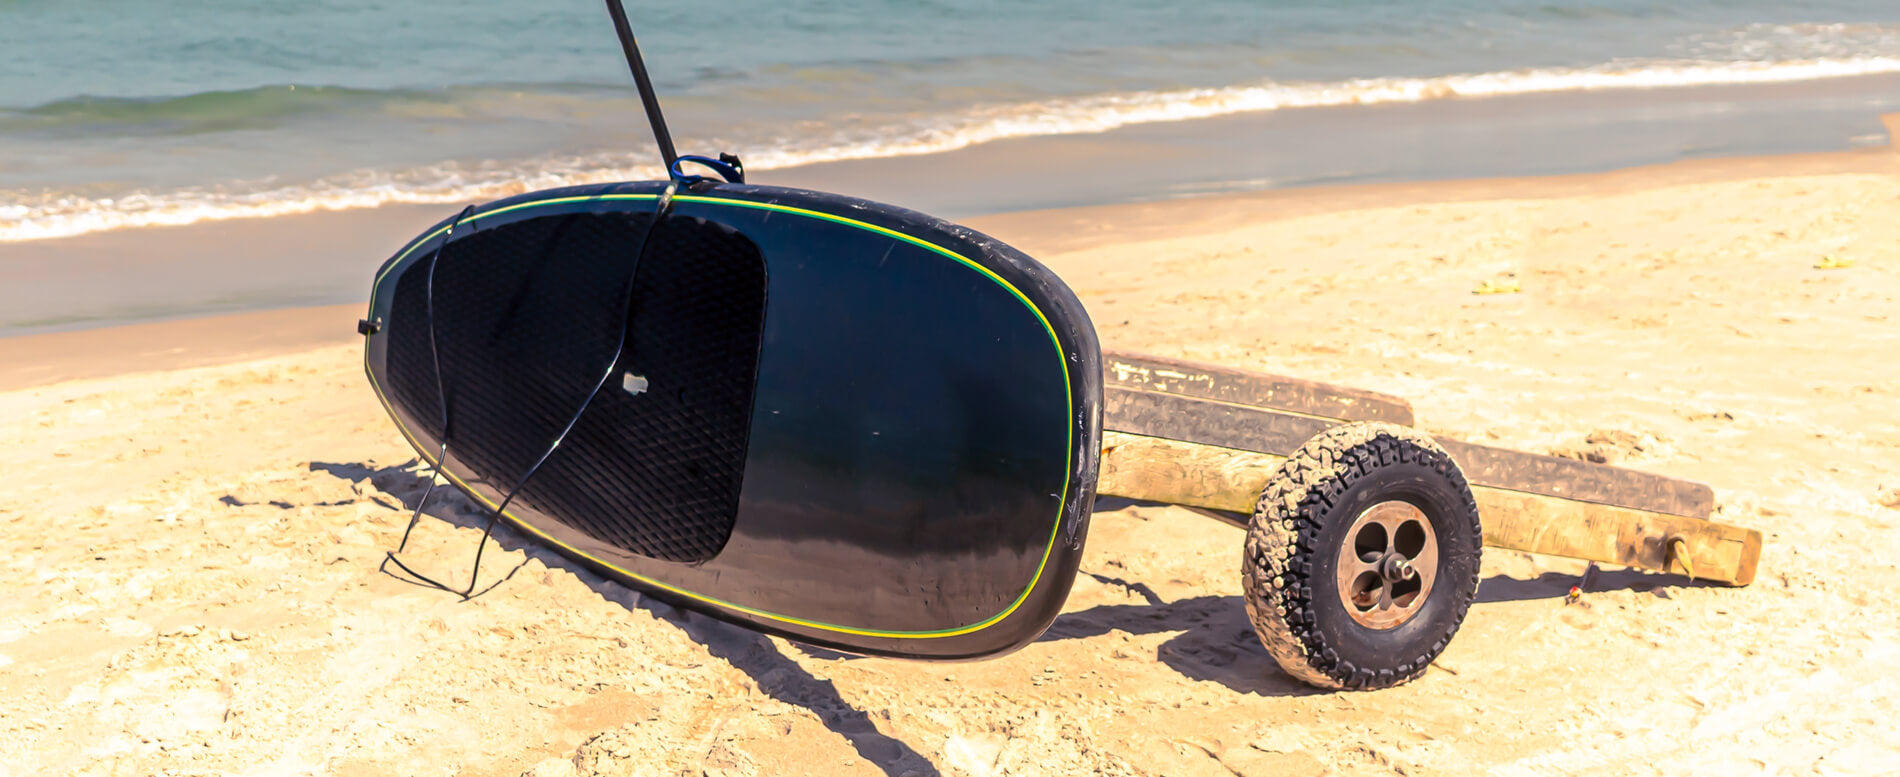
[1105,387,1334,460]
[1436,439,1715,519]
[1102,351,1415,425]
[1096,432,1761,586]
[1103,389,1715,519]
[1473,489,1761,586]
[1098,431,1277,514]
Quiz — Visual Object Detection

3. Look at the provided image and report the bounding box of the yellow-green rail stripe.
[362,191,1076,639]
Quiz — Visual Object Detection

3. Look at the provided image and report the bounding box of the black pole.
[605,0,678,170]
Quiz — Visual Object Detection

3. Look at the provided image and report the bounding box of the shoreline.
[3,88,1898,337]
[10,67,1900,245]
[1,132,1894,378]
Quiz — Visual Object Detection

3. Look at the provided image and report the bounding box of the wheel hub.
[1335,500,1439,630]
[1379,554,1415,584]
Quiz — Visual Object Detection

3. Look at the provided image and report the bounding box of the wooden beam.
[1102,351,1415,425]
[1104,389,1716,519]
[1105,387,1334,462]
[1096,432,1762,586]
[1437,439,1715,520]
[1098,432,1276,514]
[1472,488,1761,586]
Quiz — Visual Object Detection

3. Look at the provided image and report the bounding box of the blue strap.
[669,154,745,185]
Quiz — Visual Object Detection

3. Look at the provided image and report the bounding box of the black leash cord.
[383,186,678,599]
[382,204,473,586]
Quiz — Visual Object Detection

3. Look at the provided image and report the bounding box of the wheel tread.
[1241,422,1482,690]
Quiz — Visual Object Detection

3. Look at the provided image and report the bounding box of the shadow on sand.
[311,460,942,777]
[1475,566,1726,603]
[311,460,1716,749]
[1036,564,1714,695]
[1038,587,1322,697]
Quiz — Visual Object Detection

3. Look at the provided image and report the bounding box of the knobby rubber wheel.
[1242,422,1482,690]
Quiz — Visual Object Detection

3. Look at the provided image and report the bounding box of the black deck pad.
[365,181,1102,659]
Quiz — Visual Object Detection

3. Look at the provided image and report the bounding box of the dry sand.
[3,149,1898,776]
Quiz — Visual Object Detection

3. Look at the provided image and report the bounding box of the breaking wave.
[6,53,1900,242]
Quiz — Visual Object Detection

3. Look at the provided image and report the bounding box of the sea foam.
[5,55,1899,243]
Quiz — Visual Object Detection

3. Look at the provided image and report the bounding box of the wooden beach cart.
[1094,351,1761,688]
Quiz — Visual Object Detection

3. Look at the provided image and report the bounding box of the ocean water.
[3,0,1900,242]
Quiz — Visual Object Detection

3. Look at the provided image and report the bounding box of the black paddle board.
[362,180,1102,659]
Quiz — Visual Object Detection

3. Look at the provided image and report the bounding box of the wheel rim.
[1334,500,1438,630]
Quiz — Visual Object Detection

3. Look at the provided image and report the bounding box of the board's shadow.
[311,461,941,777]
[785,571,1324,697]
[311,462,1715,744]
[777,564,1326,696]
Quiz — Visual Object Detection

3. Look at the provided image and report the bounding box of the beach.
[3,138,1898,775]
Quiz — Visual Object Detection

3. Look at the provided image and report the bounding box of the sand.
[3,149,1898,776]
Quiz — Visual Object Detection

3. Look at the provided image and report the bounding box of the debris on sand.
[1878,486,1900,509]
[1550,429,1671,464]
